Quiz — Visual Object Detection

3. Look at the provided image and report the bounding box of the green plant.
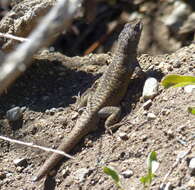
[103,166,125,190]
[161,74,195,88]
[140,151,159,189]
[188,107,195,115]
[161,74,195,115]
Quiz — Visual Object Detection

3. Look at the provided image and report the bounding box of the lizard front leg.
[98,106,122,133]
[74,79,99,111]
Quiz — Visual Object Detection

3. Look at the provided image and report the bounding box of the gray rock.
[0,171,6,180]
[147,113,156,120]
[173,60,181,68]
[184,85,195,93]
[160,182,173,190]
[6,106,25,121]
[187,177,195,189]
[73,168,90,182]
[13,158,27,167]
[45,108,57,115]
[121,169,133,178]
[164,182,173,190]
[142,77,158,99]
[166,129,174,138]
[189,157,195,174]
[62,168,70,178]
[161,108,170,116]
[118,132,129,140]
[142,99,152,110]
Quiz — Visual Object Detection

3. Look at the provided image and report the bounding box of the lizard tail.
[31,139,73,182]
[32,111,97,181]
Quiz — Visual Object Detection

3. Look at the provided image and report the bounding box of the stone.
[142,77,158,99]
[143,99,152,110]
[184,85,195,93]
[73,168,90,182]
[118,132,129,140]
[147,113,156,120]
[121,169,133,178]
[187,177,195,188]
[6,106,25,121]
[0,171,6,180]
[13,158,27,167]
[189,157,195,175]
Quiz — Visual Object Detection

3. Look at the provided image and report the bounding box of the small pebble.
[176,138,187,145]
[143,99,152,110]
[187,177,195,188]
[13,158,27,167]
[173,60,181,68]
[62,168,70,178]
[158,62,166,69]
[163,182,173,190]
[6,173,13,177]
[166,129,174,138]
[16,166,23,173]
[141,134,148,141]
[147,113,156,120]
[184,85,195,93]
[85,139,93,147]
[167,65,173,71]
[49,46,55,52]
[16,175,22,180]
[45,108,57,115]
[0,171,6,180]
[143,110,148,115]
[6,106,25,121]
[161,109,170,116]
[118,132,129,140]
[73,168,90,182]
[121,169,133,178]
[189,157,195,175]
[142,77,158,99]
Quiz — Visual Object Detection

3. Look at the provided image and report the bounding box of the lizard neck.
[112,45,138,69]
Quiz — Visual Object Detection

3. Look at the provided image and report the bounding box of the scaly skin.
[32,19,143,181]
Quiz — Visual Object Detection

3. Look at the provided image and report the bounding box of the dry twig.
[0,0,82,94]
[0,135,74,159]
[0,32,29,42]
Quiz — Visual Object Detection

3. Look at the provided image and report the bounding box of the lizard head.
[118,19,143,55]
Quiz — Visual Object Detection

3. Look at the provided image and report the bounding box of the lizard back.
[89,20,143,110]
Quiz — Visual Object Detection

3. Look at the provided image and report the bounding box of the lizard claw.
[105,123,122,134]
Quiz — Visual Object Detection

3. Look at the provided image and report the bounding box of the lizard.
[32,19,143,182]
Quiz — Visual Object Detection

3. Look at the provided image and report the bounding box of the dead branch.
[0,32,29,42]
[0,0,55,52]
[0,135,74,159]
[0,0,82,95]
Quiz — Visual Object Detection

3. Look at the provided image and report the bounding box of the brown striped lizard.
[32,19,143,181]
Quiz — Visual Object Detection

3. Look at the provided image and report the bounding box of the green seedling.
[188,107,195,115]
[161,74,195,88]
[161,74,195,115]
[103,166,124,190]
[140,151,159,189]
